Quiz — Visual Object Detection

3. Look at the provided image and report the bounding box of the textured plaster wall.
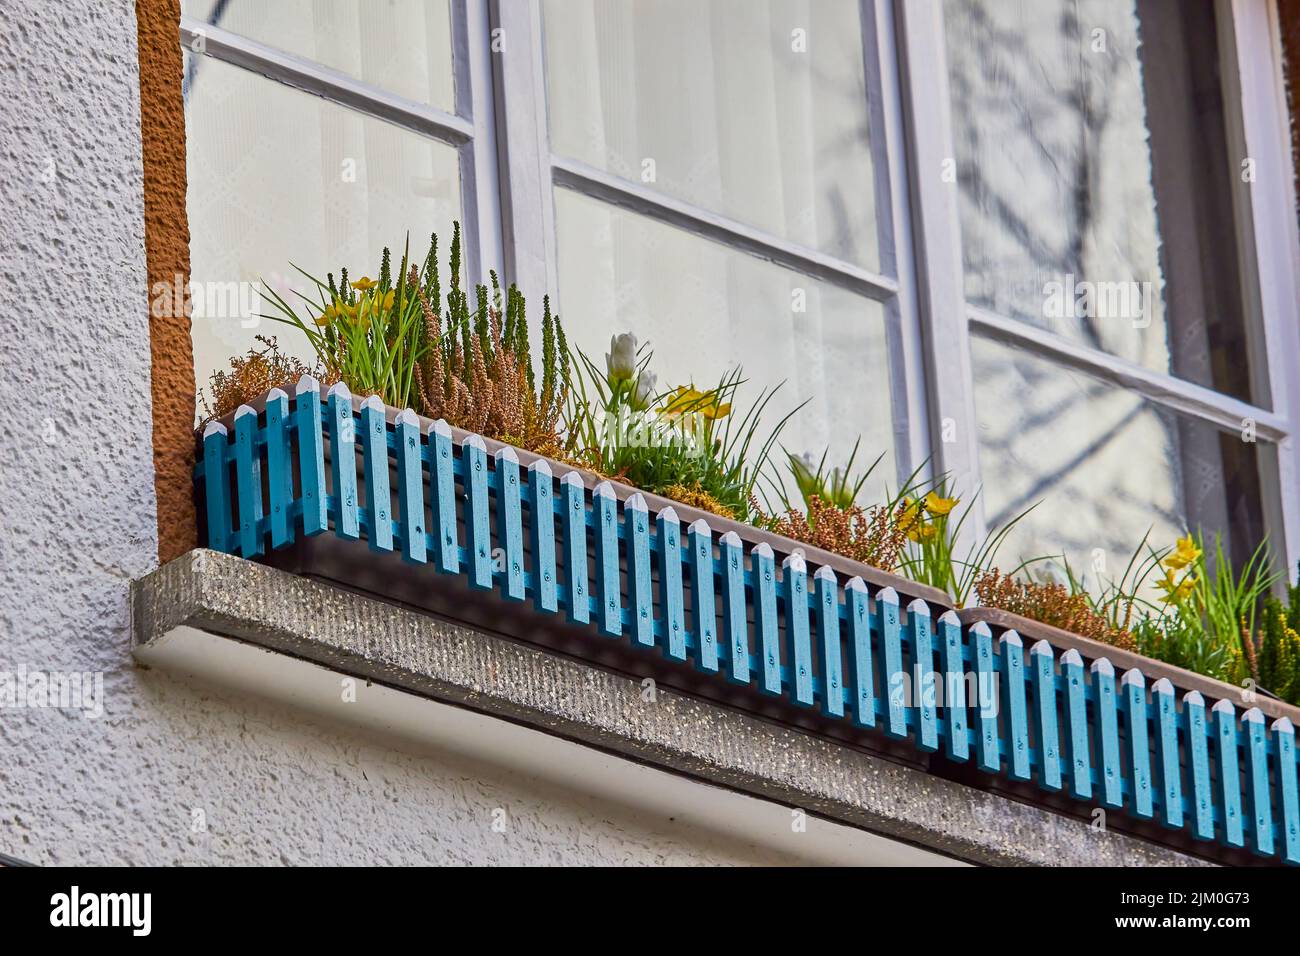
[0,0,829,867]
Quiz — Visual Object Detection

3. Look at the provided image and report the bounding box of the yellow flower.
[1162,534,1202,572]
[663,386,706,416]
[351,276,377,292]
[898,497,922,533]
[1155,568,1196,604]
[924,491,959,516]
[662,386,729,421]
[314,303,337,327]
[381,289,396,311]
[907,522,938,544]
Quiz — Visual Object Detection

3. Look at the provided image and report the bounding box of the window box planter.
[195,380,1300,865]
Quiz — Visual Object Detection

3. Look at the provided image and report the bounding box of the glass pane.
[972,336,1266,581]
[182,0,454,111]
[944,0,1260,404]
[184,53,461,396]
[543,0,880,271]
[555,188,898,506]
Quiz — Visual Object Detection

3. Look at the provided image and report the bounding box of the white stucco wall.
[0,0,928,866]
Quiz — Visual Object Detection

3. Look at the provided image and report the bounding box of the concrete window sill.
[131,550,1208,867]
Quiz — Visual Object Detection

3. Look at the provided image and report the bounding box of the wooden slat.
[1242,707,1274,857]
[1151,678,1183,830]
[264,388,294,549]
[327,384,359,541]
[233,405,264,558]
[1092,658,1123,809]
[528,459,557,613]
[1122,669,1154,820]
[428,420,459,574]
[294,376,327,537]
[938,610,967,762]
[783,554,814,708]
[657,506,686,662]
[752,543,781,697]
[462,434,493,590]
[814,566,844,719]
[846,577,876,730]
[720,531,748,684]
[592,481,621,637]
[879,587,906,739]
[910,599,938,752]
[360,396,393,553]
[971,621,999,772]
[560,471,589,624]
[999,631,1030,782]
[495,446,525,601]
[1213,698,1246,849]
[1029,640,1062,793]
[1272,716,1300,865]
[1060,649,1090,800]
[688,519,719,674]
[624,492,654,650]
[201,422,231,553]
[394,409,426,564]
[1184,691,1214,841]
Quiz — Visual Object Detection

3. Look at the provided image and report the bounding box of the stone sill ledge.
[131,549,1209,867]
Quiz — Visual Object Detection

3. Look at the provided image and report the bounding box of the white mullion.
[453,0,505,287]
[1226,0,1300,571]
[968,307,1288,442]
[862,0,932,486]
[488,0,559,303]
[551,156,900,303]
[178,17,474,146]
[893,0,985,525]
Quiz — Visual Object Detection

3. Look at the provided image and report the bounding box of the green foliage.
[1107,531,1279,692]
[1060,529,1165,637]
[769,438,883,518]
[1131,610,1241,683]
[259,223,570,455]
[261,236,430,408]
[894,480,1041,607]
[1256,564,1300,704]
[1186,532,1278,661]
[565,336,800,522]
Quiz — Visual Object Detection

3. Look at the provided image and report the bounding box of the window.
[504,0,926,507]
[180,0,499,399]
[931,0,1296,573]
[180,0,1300,575]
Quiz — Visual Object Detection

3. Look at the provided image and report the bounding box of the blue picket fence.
[196,379,1300,864]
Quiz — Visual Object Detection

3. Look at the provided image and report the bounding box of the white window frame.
[178,0,503,288]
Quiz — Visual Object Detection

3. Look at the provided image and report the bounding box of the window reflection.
[944,0,1260,404]
[972,336,1266,577]
[543,0,879,270]
[184,53,460,399]
[555,188,898,505]
[182,0,455,110]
